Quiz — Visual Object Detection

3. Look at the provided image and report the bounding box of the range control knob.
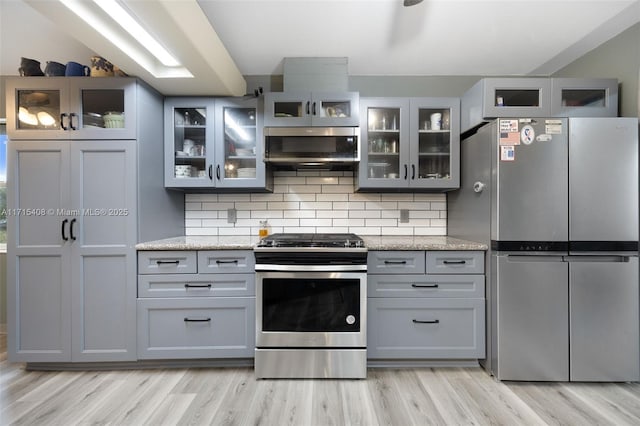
[346,315,356,325]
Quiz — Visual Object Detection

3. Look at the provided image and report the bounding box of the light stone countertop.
[136,235,487,251]
[361,235,487,251]
[135,236,257,251]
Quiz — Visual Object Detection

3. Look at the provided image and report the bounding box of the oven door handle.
[255,264,368,272]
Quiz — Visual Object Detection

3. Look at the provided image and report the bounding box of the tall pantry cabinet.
[5,77,183,363]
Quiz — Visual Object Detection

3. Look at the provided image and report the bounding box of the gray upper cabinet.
[7,140,137,363]
[461,77,619,132]
[164,97,269,190]
[550,78,618,118]
[357,97,460,191]
[263,91,360,127]
[6,77,136,140]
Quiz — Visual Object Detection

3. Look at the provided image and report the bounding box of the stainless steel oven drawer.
[138,273,255,298]
[425,251,484,274]
[367,297,485,359]
[367,251,426,274]
[137,297,255,359]
[368,274,484,298]
[197,250,255,274]
[138,251,197,274]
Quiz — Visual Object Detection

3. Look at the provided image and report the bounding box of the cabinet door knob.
[208,165,213,180]
[305,101,310,115]
[404,164,408,180]
[411,283,439,288]
[411,164,416,180]
[312,101,317,116]
[184,317,211,323]
[69,113,77,130]
[216,165,221,180]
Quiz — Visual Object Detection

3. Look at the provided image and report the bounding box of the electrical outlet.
[227,208,237,224]
[400,209,409,223]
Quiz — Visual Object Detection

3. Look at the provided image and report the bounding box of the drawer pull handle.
[216,260,239,264]
[184,283,212,289]
[384,260,407,265]
[184,317,211,322]
[413,319,440,324]
[443,260,466,265]
[412,284,439,288]
[156,260,180,265]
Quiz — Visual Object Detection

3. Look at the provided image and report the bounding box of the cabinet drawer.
[138,251,197,274]
[367,251,425,274]
[138,274,255,298]
[426,251,484,274]
[368,274,484,298]
[137,297,255,359]
[368,298,485,359]
[198,250,255,274]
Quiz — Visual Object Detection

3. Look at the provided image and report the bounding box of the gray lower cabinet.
[137,250,255,359]
[367,250,485,360]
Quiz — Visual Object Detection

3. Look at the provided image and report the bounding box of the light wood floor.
[2,333,640,426]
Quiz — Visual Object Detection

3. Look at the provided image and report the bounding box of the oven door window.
[262,278,360,332]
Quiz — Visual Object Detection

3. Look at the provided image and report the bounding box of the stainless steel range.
[254,233,367,379]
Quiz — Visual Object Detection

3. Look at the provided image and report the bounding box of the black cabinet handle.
[60,113,68,130]
[384,260,407,265]
[443,260,466,265]
[216,165,221,180]
[413,319,440,324]
[69,218,76,241]
[184,283,212,289]
[61,219,69,241]
[404,164,408,180]
[312,101,317,116]
[411,164,416,180]
[412,284,439,288]
[305,101,310,115]
[184,317,211,322]
[69,113,77,130]
[216,259,239,264]
[156,260,180,265]
[208,164,213,180]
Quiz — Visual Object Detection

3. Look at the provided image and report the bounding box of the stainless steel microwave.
[263,127,359,166]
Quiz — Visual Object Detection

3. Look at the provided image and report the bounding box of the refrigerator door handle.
[564,255,631,263]
[505,255,565,262]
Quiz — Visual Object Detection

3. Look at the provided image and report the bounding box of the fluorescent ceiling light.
[59,0,192,78]
[93,0,180,67]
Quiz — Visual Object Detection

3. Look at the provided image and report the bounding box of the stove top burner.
[255,233,365,249]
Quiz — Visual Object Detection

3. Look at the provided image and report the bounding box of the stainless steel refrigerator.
[448,117,639,381]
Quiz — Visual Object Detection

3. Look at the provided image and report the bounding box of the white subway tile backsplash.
[306,177,340,185]
[349,210,381,219]
[289,184,322,193]
[317,210,348,219]
[300,218,333,227]
[183,171,447,237]
[284,210,316,219]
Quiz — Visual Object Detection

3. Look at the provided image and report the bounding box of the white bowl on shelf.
[236,167,256,178]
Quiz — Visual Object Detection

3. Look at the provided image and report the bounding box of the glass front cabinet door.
[6,77,136,140]
[164,97,267,189]
[358,97,460,191]
[164,98,214,188]
[214,97,265,188]
[410,98,460,190]
[264,91,359,127]
[358,98,410,190]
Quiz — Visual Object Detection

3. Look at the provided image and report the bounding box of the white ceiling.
[1,0,639,96]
